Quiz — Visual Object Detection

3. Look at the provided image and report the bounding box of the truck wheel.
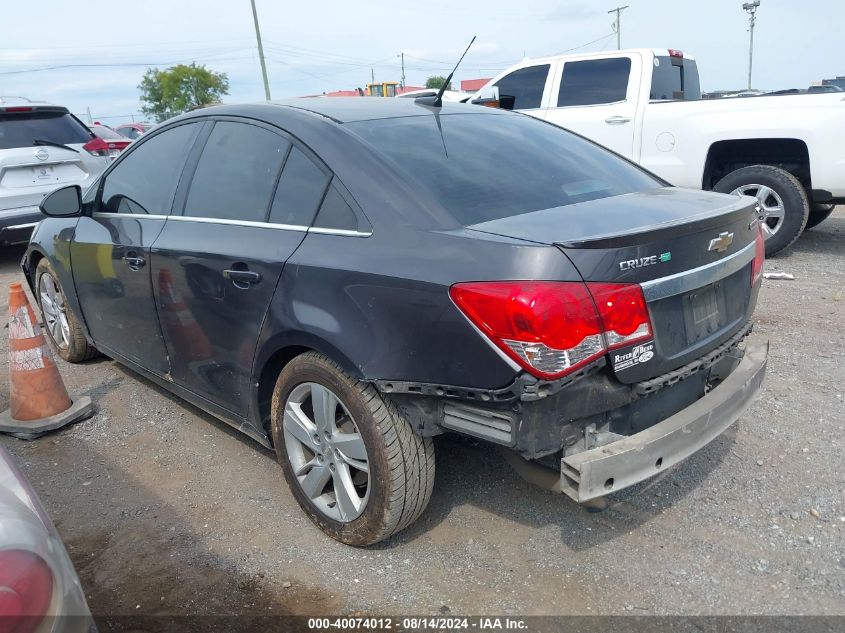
[804,203,836,231]
[713,165,809,256]
[270,352,435,546]
[34,258,98,363]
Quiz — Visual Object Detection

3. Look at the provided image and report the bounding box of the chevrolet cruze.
[23,98,768,545]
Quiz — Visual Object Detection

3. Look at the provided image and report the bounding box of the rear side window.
[650,56,701,100]
[100,123,199,215]
[183,121,290,222]
[313,183,359,232]
[557,58,631,106]
[494,64,550,110]
[269,147,330,226]
[0,110,93,150]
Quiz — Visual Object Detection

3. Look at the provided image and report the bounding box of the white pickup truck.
[473,48,845,255]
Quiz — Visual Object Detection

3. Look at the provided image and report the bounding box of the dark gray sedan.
[23,98,767,545]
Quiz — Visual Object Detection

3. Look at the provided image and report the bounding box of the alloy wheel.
[731,183,785,240]
[38,273,71,350]
[283,382,370,522]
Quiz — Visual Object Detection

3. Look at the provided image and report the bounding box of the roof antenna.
[417,36,476,107]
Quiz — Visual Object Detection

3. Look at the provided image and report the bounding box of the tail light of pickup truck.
[450,281,652,380]
[751,223,765,286]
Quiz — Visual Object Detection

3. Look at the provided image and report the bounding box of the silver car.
[0,97,109,245]
[0,445,95,631]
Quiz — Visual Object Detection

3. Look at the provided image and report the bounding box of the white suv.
[0,97,110,245]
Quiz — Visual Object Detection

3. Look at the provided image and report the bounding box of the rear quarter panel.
[253,226,582,391]
[639,93,845,194]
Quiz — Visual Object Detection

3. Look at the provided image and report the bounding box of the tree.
[425,75,453,90]
[139,63,229,122]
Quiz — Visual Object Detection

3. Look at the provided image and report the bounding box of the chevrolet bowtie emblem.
[708,231,734,253]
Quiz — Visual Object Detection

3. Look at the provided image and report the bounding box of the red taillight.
[83,136,110,156]
[2,106,34,113]
[668,49,684,58]
[751,223,765,286]
[450,281,652,380]
[588,283,653,349]
[0,550,53,632]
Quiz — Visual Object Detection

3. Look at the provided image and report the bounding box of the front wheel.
[271,352,435,546]
[35,258,98,362]
[713,165,809,257]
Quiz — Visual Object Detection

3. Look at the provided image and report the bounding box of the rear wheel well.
[257,345,312,441]
[702,138,810,192]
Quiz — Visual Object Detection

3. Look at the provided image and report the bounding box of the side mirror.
[39,185,82,218]
[471,86,516,111]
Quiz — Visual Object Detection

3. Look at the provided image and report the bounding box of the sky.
[1,0,842,125]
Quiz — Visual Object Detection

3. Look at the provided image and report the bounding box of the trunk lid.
[467,187,760,382]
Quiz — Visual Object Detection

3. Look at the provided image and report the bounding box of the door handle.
[123,252,146,270]
[604,116,632,125]
[223,268,262,289]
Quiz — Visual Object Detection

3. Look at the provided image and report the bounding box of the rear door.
[545,54,640,158]
[151,118,331,417]
[70,121,202,374]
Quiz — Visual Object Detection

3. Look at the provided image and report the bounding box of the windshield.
[0,110,93,149]
[650,56,701,100]
[347,113,662,225]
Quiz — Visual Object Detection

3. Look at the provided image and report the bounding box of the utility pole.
[608,5,629,50]
[399,52,405,89]
[742,1,760,90]
[249,0,271,100]
[85,107,93,124]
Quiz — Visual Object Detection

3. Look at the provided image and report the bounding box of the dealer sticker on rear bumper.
[613,342,655,371]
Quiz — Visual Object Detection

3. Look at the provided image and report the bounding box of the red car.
[86,123,131,160]
[114,122,156,140]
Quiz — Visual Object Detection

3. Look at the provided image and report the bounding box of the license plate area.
[682,281,728,345]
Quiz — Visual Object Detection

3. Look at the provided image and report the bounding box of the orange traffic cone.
[0,283,93,440]
[157,269,212,362]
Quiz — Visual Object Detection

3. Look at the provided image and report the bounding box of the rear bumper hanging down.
[502,341,768,502]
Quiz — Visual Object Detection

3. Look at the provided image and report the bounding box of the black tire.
[271,352,435,546]
[804,203,836,231]
[34,258,98,363]
[713,165,809,257]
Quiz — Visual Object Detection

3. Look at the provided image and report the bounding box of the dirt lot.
[1,211,844,623]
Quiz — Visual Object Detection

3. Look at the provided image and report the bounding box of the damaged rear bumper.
[559,341,768,502]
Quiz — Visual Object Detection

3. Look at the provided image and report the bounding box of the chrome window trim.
[91,212,169,220]
[5,222,38,230]
[167,215,308,232]
[308,226,372,238]
[641,240,756,302]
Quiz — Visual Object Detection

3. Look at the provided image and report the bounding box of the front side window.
[494,64,550,110]
[557,58,631,106]
[183,122,290,223]
[268,147,330,226]
[100,123,199,215]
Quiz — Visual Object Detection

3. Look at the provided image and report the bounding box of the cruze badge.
[708,231,734,253]
[619,251,671,271]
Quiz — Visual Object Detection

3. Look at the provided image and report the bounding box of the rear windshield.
[90,125,127,140]
[650,56,701,101]
[0,110,93,149]
[347,113,661,226]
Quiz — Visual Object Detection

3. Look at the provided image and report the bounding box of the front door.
[70,122,201,374]
[151,119,331,417]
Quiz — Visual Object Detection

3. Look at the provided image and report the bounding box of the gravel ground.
[0,211,843,621]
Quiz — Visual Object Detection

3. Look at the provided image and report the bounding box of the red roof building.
[460,78,491,93]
